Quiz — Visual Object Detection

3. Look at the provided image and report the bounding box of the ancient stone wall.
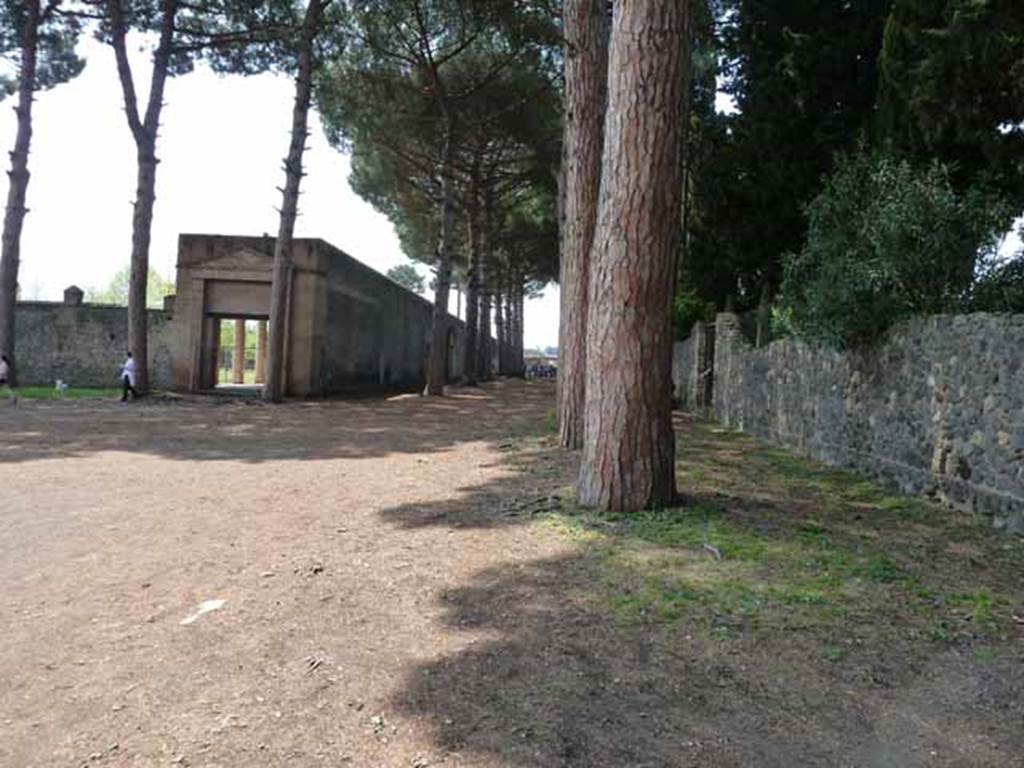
[709,312,1024,532]
[320,239,463,392]
[13,302,174,389]
[672,337,693,407]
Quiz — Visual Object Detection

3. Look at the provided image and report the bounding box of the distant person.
[120,351,137,402]
[0,354,15,404]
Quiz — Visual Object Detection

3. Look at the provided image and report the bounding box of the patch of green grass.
[820,645,845,663]
[972,647,1000,663]
[12,387,120,400]
[542,408,558,434]
[942,590,1006,636]
[860,555,905,583]
[538,420,1022,655]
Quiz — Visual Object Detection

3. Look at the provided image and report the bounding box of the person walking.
[120,351,138,402]
[0,354,15,404]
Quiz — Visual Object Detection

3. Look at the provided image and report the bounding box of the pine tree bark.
[110,0,177,394]
[577,0,687,513]
[0,0,41,386]
[264,0,326,402]
[505,281,515,374]
[462,184,481,385]
[558,0,609,449]
[424,120,456,395]
[676,0,696,294]
[494,271,506,376]
[513,276,525,376]
[477,190,493,381]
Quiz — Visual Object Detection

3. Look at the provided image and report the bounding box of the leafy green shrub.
[969,253,1024,313]
[673,287,716,340]
[781,153,1010,346]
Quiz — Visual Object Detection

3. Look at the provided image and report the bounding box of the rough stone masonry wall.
[672,336,694,407]
[711,312,1024,533]
[14,302,174,389]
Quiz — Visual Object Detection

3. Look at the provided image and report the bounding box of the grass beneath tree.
[533,418,1023,665]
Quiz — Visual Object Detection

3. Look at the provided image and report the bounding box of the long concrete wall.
[704,312,1024,532]
[320,240,462,392]
[13,302,174,389]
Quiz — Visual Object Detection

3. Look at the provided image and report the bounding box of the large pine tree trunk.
[558,0,609,449]
[462,186,481,385]
[504,281,515,374]
[512,275,525,376]
[477,288,492,380]
[676,0,696,293]
[0,0,41,386]
[111,0,177,394]
[577,0,687,513]
[517,281,526,375]
[494,271,506,376]
[424,121,456,395]
[127,138,158,390]
[264,0,324,402]
[477,192,493,381]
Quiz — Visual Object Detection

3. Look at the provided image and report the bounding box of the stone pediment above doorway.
[178,235,276,277]
[199,245,274,275]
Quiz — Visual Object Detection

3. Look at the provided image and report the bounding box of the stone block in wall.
[63,285,84,306]
[692,321,715,412]
[706,311,1024,533]
[672,339,693,407]
[713,312,744,428]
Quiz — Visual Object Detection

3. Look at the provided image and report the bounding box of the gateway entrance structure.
[169,234,463,396]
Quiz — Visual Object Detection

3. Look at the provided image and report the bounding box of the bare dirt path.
[1,381,572,768]
[1,380,1021,768]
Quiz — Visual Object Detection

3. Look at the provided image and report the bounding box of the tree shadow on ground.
[382,419,1024,768]
[0,379,556,465]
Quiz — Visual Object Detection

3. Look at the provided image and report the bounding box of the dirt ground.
[1,379,1021,768]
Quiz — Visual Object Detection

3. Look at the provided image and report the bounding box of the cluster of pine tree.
[3,1,1020,512]
[0,0,562,398]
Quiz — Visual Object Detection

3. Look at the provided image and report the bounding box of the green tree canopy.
[386,263,425,294]
[877,0,1024,200]
[780,153,1010,346]
[86,265,174,308]
[0,1,84,99]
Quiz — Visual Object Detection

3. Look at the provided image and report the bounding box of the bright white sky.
[0,36,561,350]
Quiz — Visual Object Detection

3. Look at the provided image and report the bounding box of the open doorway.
[212,317,268,393]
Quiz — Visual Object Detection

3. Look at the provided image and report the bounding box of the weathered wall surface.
[321,240,463,392]
[13,302,174,389]
[169,234,464,396]
[710,312,1024,532]
[673,321,714,413]
[672,338,693,407]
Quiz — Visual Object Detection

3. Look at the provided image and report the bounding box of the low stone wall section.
[709,312,1024,532]
[13,302,174,389]
[673,321,714,413]
[672,337,693,407]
